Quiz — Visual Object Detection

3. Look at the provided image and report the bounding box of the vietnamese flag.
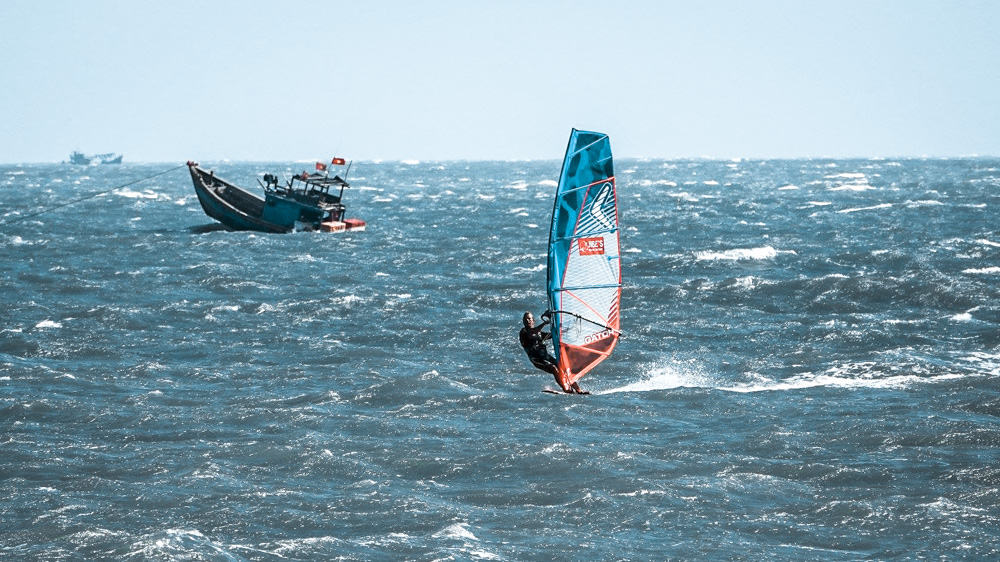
[331,157,346,166]
[315,162,327,171]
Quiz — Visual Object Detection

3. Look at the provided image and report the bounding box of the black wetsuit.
[519,323,557,370]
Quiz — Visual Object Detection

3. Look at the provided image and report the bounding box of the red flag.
[331,157,346,166]
[315,162,327,171]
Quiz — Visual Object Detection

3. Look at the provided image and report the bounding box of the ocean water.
[1,158,998,560]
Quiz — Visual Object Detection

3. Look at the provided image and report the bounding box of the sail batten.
[546,129,622,385]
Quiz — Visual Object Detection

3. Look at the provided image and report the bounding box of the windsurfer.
[519,311,588,394]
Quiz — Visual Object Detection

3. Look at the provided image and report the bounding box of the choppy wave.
[838,203,893,214]
[694,245,795,261]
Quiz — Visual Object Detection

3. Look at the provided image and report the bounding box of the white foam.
[115,188,160,199]
[599,363,709,394]
[837,203,893,214]
[401,159,420,165]
[537,179,557,187]
[976,239,1000,248]
[721,372,966,393]
[828,183,877,192]
[963,266,1000,274]
[667,191,698,202]
[35,320,62,329]
[950,312,973,322]
[695,246,794,261]
[644,179,678,187]
[778,184,799,190]
[433,522,478,541]
[825,172,866,179]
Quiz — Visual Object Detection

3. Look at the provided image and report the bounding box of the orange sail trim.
[559,333,620,385]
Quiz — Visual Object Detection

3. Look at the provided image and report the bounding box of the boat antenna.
[1,163,187,228]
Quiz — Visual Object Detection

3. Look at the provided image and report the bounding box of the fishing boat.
[545,129,622,388]
[186,161,366,233]
[69,151,123,165]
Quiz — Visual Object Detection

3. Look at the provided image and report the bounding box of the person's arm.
[530,319,549,334]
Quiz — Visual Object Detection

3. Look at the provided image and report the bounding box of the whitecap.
[115,188,160,199]
[976,239,1000,248]
[433,523,478,541]
[837,203,893,214]
[961,266,1000,274]
[778,184,799,190]
[401,159,420,165]
[825,172,866,179]
[721,371,966,393]
[828,183,877,191]
[667,191,698,202]
[950,312,973,322]
[35,320,62,329]
[537,179,557,187]
[695,246,794,261]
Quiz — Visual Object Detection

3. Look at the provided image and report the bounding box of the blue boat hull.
[189,164,292,233]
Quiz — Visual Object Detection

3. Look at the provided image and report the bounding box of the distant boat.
[68,151,123,165]
[186,161,366,233]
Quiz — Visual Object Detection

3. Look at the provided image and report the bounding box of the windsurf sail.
[546,129,621,385]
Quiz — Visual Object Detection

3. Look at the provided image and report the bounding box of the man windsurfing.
[519,311,588,394]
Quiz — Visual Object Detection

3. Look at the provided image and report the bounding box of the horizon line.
[4,154,999,166]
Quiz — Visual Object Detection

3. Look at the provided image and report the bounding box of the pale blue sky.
[2,1,998,162]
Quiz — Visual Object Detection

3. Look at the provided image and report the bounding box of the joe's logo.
[579,237,605,256]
